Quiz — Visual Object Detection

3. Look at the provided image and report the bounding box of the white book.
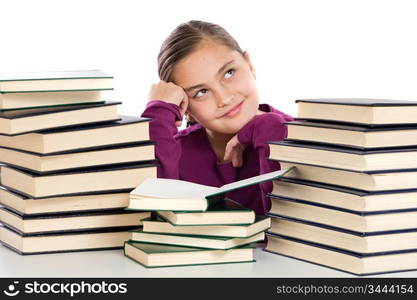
[128,168,294,211]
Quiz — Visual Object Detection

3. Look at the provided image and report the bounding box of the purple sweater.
[141,101,294,215]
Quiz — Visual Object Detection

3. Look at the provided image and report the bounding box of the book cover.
[0,224,133,255]
[131,168,294,201]
[38,115,151,134]
[123,240,255,268]
[269,140,417,156]
[130,228,264,250]
[295,98,417,106]
[0,70,113,81]
[153,199,255,225]
[0,142,156,174]
[265,232,417,276]
[0,101,120,120]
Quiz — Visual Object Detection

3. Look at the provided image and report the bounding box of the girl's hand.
[224,134,245,168]
[148,80,189,127]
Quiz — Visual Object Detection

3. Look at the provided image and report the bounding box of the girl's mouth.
[222,102,243,118]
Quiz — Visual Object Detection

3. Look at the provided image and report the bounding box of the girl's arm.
[236,112,294,212]
[141,100,183,179]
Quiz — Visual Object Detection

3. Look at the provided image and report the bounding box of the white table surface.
[1,242,416,278]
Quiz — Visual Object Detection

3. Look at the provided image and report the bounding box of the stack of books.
[122,170,291,268]
[265,98,417,275]
[0,70,158,254]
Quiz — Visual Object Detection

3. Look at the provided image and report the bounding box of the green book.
[142,215,271,238]
[123,241,255,268]
[155,198,255,225]
[0,70,113,93]
[130,228,264,250]
[128,168,294,212]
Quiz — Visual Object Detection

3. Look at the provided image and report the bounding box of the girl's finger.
[231,148,240,167]
[224,144,232,161]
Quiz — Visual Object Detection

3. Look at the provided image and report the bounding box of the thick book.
[123,241,254,268]
[296,98,417,126]
[0,162,157,198]
[0,186,131,215]
[154,199,255,225]
[265,233,417,275]
[0,224,134,255]
[0,70,113,93]
[268,215,417,254]
[271,177,417,212]
[269,140,417,172]
[0,207,150,234]
[0,115,151,154]
[268,196,417,234]
[142,216,271,238]
[128,168,293,212]
[286,120,417,149]
[0,90,105,110]
[279,161,417,191]
[0,142,155,174]
[0,101,120,135]
[130,228,264,250]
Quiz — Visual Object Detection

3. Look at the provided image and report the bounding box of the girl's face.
[172,40,260,134]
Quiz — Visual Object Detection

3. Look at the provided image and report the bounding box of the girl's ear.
[243,51,256,79]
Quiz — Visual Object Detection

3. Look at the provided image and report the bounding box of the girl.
[141,20,293,215]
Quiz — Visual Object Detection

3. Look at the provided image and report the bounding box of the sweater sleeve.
[237,112,292,213]
[140,100,183,179]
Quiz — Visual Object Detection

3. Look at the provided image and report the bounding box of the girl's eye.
[224,68,235,79]
[194,89,208,98]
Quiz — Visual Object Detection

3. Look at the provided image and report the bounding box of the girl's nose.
[215,86,234,108]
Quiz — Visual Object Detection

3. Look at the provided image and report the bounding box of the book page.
[209,168,295,197]
[130,178,219,199]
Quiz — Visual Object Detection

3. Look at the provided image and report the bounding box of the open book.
[128,167,295,211]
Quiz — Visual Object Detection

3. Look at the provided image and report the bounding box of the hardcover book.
[279,161,417,191]
[0,70,113,92]
[0,162,157,198]
[142,216,271,238]
[271,177,417,212]
[0,186,131,215]
[0,207,150,234]
[0,101,120,135]
[0,115,151,154]
[0,142,155,174]
[286,120,417,149]
[128,169,293,212]
[269,140,417,172]
[124,241,255,268]
[154,198,255,225]
[130,228,264,250]
[265,233,417,275]
[268,196,417,234]
[268,215,417,254]
[0,90,104,110]
[0,224,134,255]
[296,98,417,126]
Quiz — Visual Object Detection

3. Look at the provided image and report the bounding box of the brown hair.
[158,20,244,82]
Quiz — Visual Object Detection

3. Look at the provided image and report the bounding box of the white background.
[2,0,417,119]
[2,0,417,278]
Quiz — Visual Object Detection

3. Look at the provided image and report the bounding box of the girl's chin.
[215,117,254,134]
